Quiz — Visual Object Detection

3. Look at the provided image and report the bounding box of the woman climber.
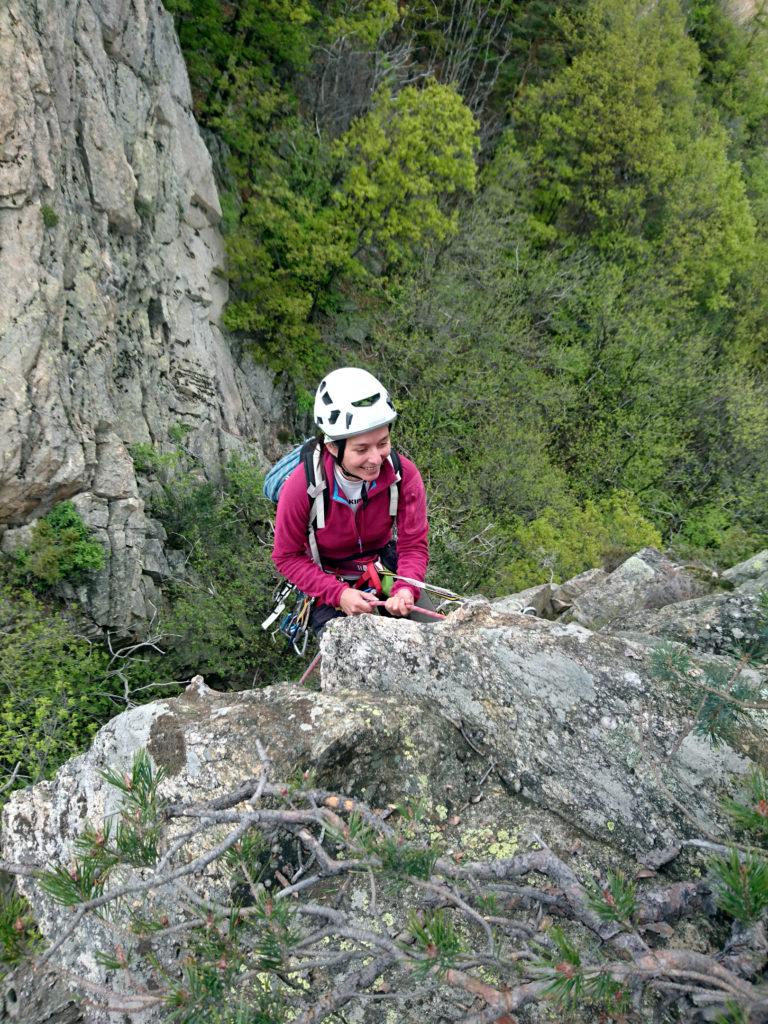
[271,367,432,635]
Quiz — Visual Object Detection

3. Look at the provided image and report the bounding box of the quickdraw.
[262,582,315,656]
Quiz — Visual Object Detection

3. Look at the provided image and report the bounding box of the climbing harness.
[353,561,384,595]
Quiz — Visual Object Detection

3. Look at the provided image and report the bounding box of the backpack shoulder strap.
[387,449,402,518]
[301,439,326,566]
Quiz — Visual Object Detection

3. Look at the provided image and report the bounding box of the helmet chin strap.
[341,463,365,481]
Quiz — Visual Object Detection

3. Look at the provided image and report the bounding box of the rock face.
[0,0,283,631]
[321,600,755,854]
[2,550,767,1020]
[3,678,496,1020]
[565,547,708,629]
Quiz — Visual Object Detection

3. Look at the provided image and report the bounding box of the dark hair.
[316,435,346,465]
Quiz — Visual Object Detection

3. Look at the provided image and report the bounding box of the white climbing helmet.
[314,367,397,440]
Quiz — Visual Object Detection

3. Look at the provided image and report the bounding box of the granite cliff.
[0,0,281,632]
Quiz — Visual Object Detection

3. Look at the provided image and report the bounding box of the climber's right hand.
[339,588,378,616]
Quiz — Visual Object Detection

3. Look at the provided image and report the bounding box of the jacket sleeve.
[391,458,429,600]
[271,467,348,607]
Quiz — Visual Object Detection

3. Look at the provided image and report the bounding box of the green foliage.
[506,0,756,308]
[502,493,661,591]
[336,81,479,270]
[649,642,761,748]
[688,0,768,141]
[40,204,59,228]
[97,750,167,865]
[709,848,768,924]
[38,854,108,905]
[715,1001,752,1024]
[130,442,183,477]
[223,831,270,891]
[536,925,584,1007]
[658,122,756,310]
[693,662,756,747]
[152,450,295,687]
[587,870,637,927]
[0,889,42,966]
[535,925,630,1014]
[39,751,167,905]
[378,836,440,880]
[169,422,193,444]
[0,584,113,787]
[15,501,105,586]
[407,908,463,978]
[510,0,699,249]
[249,890,300,971]
[650,641,694,679]
[724,768,768,839]
[164,0,768,575]
[324,0,399,46]
[671,506,768,567]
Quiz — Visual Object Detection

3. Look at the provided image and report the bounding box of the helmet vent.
[313,367,396,439]
[351,393,379,408]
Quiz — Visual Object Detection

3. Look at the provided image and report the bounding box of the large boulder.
[615,587,767,659]
[722,549,768,587]
[3,586,766,1021]
[565,547,711,630]
[1,677,499,1021]
[320,600,760,854]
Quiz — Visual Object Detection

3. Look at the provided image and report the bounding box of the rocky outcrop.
[722,549,768,590]
[615,586,767,659]
[2,678,501,1020]
[564,547,710,629]
[2,549,767,1020]
[321,600,756,854]
[0,0,283,632]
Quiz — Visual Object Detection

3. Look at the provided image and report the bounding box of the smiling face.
[327,425,392,481]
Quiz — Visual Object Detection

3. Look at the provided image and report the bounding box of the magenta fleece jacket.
[271,447,429,607]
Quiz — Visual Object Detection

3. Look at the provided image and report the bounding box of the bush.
[670,507,768,569]
[15,501,105,587]
[40,204,59,228]
[152,451,297,688]
[0,585,113,786]
[0,887,41,967]
[498,492,662,592]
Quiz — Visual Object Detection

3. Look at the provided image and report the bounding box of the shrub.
[498,492,662,592]
[0,585,113,786]
[0,887,41,966]
[152,451,296,687]
[669,507,768,569]
[129,442,183,477]
[15,501,105,587]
